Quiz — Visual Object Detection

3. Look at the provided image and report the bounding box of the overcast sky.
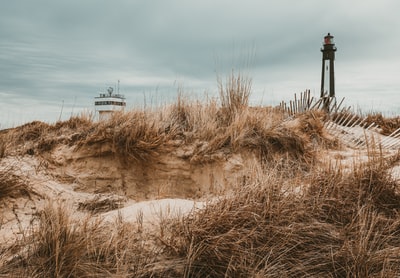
[1,0,400,128]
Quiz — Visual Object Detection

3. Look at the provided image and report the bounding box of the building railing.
[95,93,125,99]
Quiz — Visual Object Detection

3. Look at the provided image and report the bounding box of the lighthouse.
[94,83,126,120]
[320,33,337,99]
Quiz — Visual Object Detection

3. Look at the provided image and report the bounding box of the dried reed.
[218,70,252,124]
[161,152,400,277]
[0,165,29,201]
[77,195,125,214]
[1,203,163,277]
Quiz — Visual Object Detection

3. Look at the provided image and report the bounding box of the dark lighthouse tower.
[320,33,337,99]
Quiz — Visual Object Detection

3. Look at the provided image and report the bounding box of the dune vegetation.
[1,72,400,277]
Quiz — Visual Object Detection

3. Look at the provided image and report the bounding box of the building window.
[95,101,126,106]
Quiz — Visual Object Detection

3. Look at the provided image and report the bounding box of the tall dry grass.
[2,72,326,169]
[1,203,165,277]
[0,143,4,159]
[3,114,94,156]
[162,94,221,143]
[69,76,320,167]
[218,70,252,124]
[3,73,400,276]
[0,164,30,202]
[2,151,399,277]
[363,112,400,136]
[2,118,400,276]
[0,130,8,158]
[160,152,400,277]
[77,110,164,163]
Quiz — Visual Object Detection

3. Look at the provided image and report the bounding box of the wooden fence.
[279,91,400,150]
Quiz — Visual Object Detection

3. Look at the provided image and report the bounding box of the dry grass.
[161,94,221,144]
[0,164,30,201]
[160,152,400,277]
[3,115,94,156]
[3,73,400,277]
[78,110,164,163]
[2,122,400,276]
[16,121,50,142]
[309,152,400,221]
[2,72,324,168]
[71,87,320,167]
[218,70,252,124]
[1,203,164,277]
[53,113,94,131]
[191,109,327,168]
[0,137,6,159]
[2,152,400,277]
[364,113,400,136]
[77,195,125,214]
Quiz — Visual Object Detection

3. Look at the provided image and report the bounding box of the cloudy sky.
[1,0,400,128]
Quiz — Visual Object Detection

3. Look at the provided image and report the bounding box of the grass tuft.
[0,137,6,159]
[364,112,400,136]
[78,110,164,163]
[0,165,30,201]
[218,70,252,124]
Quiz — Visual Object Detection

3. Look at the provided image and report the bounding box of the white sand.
[101,198,205,224]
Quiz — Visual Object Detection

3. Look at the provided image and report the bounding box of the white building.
[94,86,126,120]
